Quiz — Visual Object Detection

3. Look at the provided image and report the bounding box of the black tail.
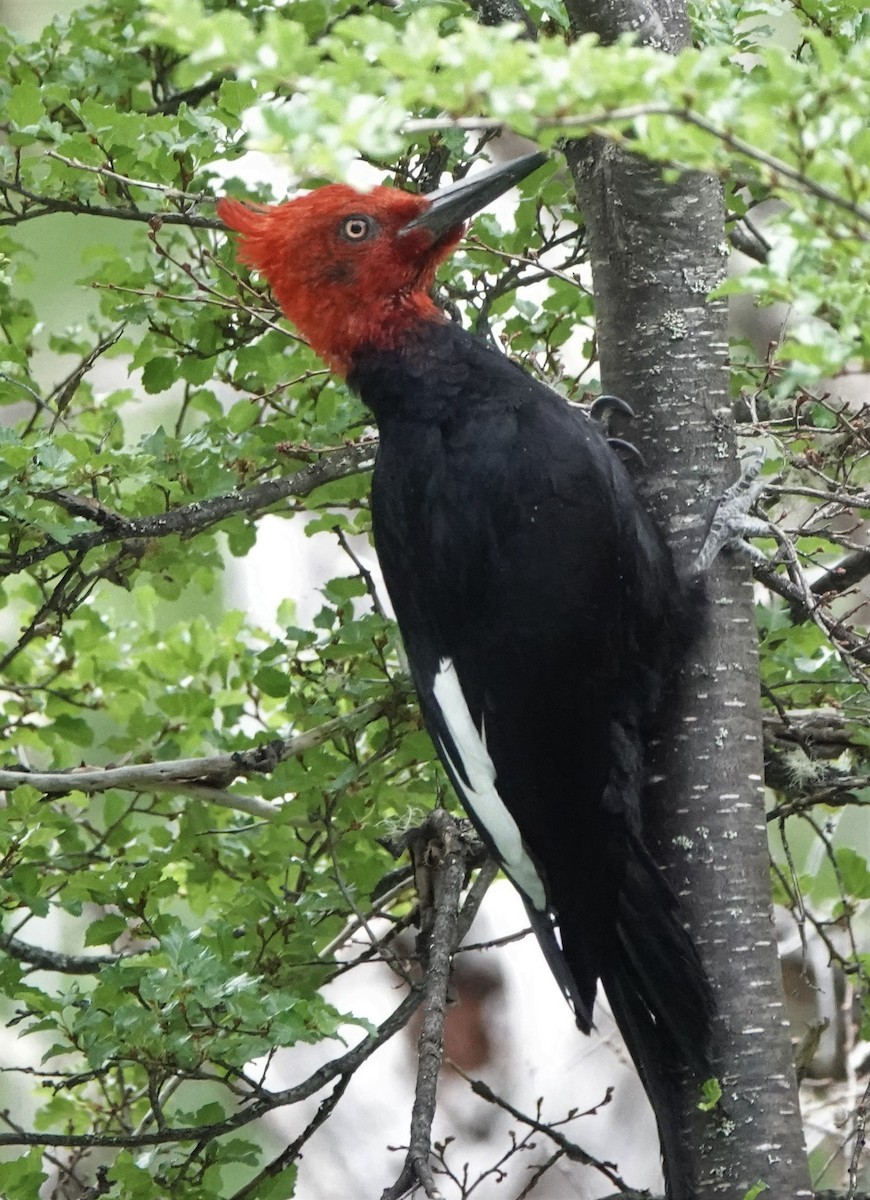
[599,835,714,1200]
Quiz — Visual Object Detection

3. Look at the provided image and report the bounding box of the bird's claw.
[589,394,635,422]
[607,437,646,469]
[589,396,643,469]
[694,448,771,574]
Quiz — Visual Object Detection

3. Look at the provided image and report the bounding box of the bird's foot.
[694,448,772,574]
[607,437,646,469]
[589,393,635,422]
[589,396,644,470]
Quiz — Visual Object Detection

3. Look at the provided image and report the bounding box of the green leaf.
[836,848,870,899]
[141,357,179,394]
[258,1166,299,1200]
[254,665,291,698]
[51,713,95,748]
[697,1076,722,1111]
[742,1183,769,1200]
[0,1148,48,1200]
[226,398,261,433]
[218,78,258,117]
[84,913,129,947]
[7,81,45,129]
[107,1150,157,1198]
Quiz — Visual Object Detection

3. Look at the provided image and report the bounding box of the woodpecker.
[218,153,713,1198]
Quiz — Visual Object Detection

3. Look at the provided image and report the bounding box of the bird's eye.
[341,215,374,242]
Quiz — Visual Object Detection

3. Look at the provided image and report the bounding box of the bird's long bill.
[399,151,549,240]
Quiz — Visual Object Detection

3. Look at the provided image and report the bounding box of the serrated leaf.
[141,357,179,394]
[0,1147,48,1199]
[836,848,870,899]
[7,81,45,129]
[254,666,291,698]
[258,1166,299,1200]
[84,913,129,947]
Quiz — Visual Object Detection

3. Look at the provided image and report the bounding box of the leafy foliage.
[0,0,867,1195]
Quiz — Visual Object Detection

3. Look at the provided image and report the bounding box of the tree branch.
[0,441,377,575]
[767,783,869,820]
[0,696,403,807]
[381,810,469,1200]
[404,108,870,228]
[0,177,222,230]
[458,1071,627,1188]
[227,1075,352,1200]
[0,844,496,1152]
[751,555,870,667]
[0,935,128,975]
[846,1076,870,1200]
[44,152,211,206]
[728,221,770,263]
[809,548,870,600]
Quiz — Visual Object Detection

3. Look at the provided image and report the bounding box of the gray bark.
[563,0,814,1195]
[468,0,538,37]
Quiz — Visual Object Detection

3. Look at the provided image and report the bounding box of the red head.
[218,185,457,375]
[217,152,548,377]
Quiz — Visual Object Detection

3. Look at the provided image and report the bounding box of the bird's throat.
[297,289,445,377]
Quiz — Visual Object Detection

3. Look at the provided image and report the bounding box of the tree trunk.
[563,1,814,1195]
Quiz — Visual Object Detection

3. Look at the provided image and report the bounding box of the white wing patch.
[432,657,547,911]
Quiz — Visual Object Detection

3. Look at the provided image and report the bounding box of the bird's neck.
[348,319,483,426]
[291,288,445,377]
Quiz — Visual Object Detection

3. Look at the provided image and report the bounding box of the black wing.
[356,323,684,1021]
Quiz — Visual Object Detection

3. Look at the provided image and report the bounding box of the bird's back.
[352,320,694,1019]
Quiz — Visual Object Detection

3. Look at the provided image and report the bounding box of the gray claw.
[608,437,646,468]
[695,449,770,574]
[589,394,635,422]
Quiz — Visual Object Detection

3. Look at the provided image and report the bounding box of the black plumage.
[351,319,712,1198]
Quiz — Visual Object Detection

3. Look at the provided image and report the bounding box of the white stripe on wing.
[432,657,547,911]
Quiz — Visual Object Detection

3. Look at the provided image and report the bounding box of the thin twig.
[751,554,870,673]
[0,441,377,575]
[846,1075,870,1200]
[454,1068,626,1187]
[466,233,584,289]
[334,526,390,620]
[778,815,809,963]
[381,811,473,1200]
[0,178,221,229]
[404,107,870,228]
[229,1076,352,1200]
[0,696,402,806]
[0,846,495,1152]
[45,153,209,204]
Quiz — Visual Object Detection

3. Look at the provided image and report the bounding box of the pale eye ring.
[341,214,373,241]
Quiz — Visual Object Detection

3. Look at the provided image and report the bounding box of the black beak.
[399,151,549,240]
